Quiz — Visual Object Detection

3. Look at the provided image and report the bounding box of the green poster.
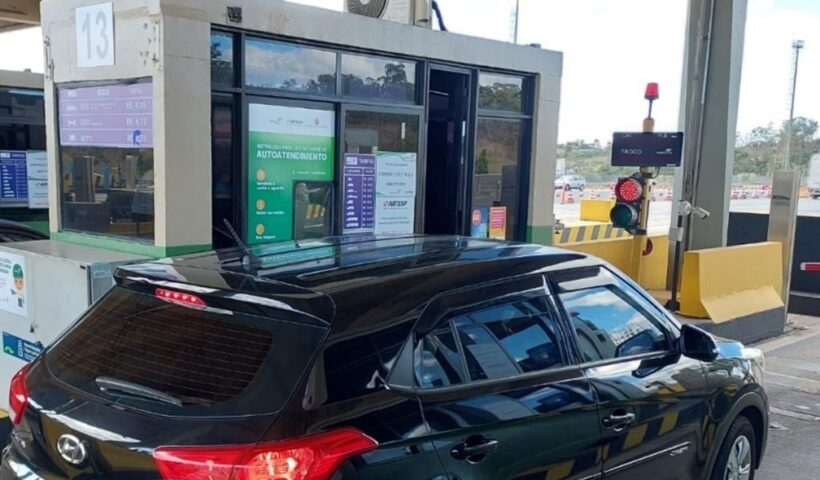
[247,104,335,244]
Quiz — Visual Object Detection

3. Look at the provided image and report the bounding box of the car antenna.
[222,219,261,274]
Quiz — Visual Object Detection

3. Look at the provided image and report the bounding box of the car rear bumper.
[1,447,50,480]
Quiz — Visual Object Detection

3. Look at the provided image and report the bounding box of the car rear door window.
[415,277,566,388]
[46,286,326,416]
[551,267,670,363]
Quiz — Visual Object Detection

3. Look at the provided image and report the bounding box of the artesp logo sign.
[382,200,409,208]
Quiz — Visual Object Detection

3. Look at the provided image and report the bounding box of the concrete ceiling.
[0,0,40,33]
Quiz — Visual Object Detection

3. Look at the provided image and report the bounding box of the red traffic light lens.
[615,178,643,203]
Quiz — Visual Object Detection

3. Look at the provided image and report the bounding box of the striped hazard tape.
[554,223,630,245]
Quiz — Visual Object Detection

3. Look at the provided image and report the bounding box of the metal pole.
[514,0,520,44]
[784,40,804,170]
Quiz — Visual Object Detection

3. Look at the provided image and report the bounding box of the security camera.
[692,207,711,220]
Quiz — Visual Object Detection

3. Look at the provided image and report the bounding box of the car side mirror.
[679,324,719,362]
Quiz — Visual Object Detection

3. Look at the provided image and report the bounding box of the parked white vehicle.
[554,174,586,191]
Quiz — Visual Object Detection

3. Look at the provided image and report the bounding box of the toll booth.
[0,69,47,233]
[0,0,562,411]
[38,0,560,255]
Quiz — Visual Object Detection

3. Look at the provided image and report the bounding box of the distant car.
[2,236,769,480]
[0,220,47,243]
[555,174,586,191]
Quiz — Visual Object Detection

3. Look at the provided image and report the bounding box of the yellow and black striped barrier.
[554,222,630,245]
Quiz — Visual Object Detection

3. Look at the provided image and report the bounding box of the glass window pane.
[554,269,669,362]
[60,147,154,240]
[416,325,464,389]
[210,32,234,86]
[473,118,522,240]
[478,73,524,112]
[344,111,420,154]
[245,38,336,94]
[212,102,234,249]
[416,286,564,388]
[341,54,416,102]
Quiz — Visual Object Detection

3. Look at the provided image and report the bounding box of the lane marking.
[770,406,820,422]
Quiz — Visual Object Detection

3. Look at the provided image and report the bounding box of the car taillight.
[153,428,378,480]
[9,363,32,426]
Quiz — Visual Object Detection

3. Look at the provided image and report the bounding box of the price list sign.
[58,82,153,148]
[342,154,377,234]
[0,151,28,205]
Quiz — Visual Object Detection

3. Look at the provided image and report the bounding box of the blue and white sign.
[0,150,28,205]
[2,332,43,362]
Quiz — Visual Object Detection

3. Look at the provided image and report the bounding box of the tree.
[476,149,489,174]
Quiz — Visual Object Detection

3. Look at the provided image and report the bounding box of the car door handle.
[450,437,499,462]
[602,412,636,431]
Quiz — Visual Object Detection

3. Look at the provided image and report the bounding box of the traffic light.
[610,175,645,234]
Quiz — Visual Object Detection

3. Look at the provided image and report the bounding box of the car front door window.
[551,266,708,479]
[554,272,670,363]
[412,276,603,480]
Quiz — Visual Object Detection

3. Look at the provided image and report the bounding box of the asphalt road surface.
[753,315,820,480]
[554,198,820,233]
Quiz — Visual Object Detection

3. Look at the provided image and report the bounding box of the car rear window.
[46,286,325,416]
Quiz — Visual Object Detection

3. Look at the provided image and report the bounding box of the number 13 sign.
[75,3,114,67]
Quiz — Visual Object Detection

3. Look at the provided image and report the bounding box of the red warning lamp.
[615,177,643,203]
[155,288,207,310]
[644,82,659,101]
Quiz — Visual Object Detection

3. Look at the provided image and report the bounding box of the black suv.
[3,236,767,480]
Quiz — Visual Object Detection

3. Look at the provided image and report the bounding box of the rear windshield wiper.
[95,376,183,408]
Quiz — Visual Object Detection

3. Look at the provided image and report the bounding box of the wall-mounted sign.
[0,151,28,206]
[374,152,416,235]
[0,251,28,318]
[376,152,417,198]
[611,132,684,167]
[247,104,335,244]
[58,82,153,148]
[343,154,376,234]
[2,332,43,362]
[471,207,489,238]
[75,3,115,68]
[26,151,48,209]
[489,206,507,240]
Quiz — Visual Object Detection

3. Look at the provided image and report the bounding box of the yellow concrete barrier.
[679,242,783,321]
[580,199,615,222]
[563,234,669,291]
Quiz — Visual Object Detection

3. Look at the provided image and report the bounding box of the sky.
[2,0,818,143]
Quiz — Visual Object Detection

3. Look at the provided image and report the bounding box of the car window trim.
[412,363,587,402]
[546,266,677,366]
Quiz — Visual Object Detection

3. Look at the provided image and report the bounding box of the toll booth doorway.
[424,68,472,235]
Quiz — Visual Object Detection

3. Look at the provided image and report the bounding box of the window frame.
[403,274,579,395]
[55,77,156,243]
[546,266,678,368]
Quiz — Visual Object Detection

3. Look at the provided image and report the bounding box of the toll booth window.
[0,87,46,150]
[478,73,524,112]
[57,81,155,241]
[59,147,154,240]
[472,118,522,240]
[245,37,337,95]
[341,54,417,103]
[210,32,235,87]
